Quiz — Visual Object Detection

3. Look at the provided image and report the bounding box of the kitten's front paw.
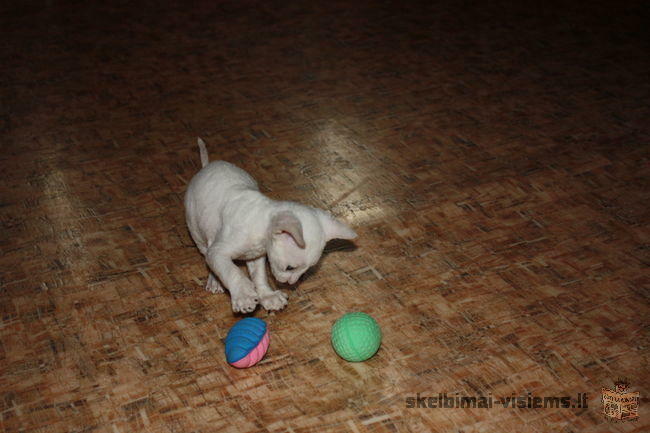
[231,282,259,313]
[260,290,288,311]
[231,293,259,313]
[205,274,224,293]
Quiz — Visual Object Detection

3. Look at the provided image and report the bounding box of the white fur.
[185,138,357,313]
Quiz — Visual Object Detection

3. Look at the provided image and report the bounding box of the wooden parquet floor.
[1,1,648,432]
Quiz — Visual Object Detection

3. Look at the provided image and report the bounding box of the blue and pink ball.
[224,318,270,368]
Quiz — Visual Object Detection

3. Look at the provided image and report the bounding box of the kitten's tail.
[197,137,209,167]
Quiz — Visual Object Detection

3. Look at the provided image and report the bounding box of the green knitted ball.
[331,312,382,362]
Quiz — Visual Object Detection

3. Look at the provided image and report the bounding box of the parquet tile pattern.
[1,1,648,432]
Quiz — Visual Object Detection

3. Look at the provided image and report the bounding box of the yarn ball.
[224,317,269,368]
[331,312,381,362]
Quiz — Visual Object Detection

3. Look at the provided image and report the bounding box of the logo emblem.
[601,379,639,421]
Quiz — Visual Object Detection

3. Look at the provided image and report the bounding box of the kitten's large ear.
[271,211,306,248]
[317,210,357,241]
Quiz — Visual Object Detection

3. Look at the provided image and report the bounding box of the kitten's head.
[266,207,356,284]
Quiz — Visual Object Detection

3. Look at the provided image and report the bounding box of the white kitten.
[185,138,357,313]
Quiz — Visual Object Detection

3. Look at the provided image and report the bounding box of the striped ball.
[224,318,270,368]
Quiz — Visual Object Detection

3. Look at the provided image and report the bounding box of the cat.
[185,138,357,313]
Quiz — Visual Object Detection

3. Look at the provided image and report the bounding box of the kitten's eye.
[285,265,296,271]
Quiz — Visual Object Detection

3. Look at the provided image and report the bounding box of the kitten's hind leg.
[246,256,288,311]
